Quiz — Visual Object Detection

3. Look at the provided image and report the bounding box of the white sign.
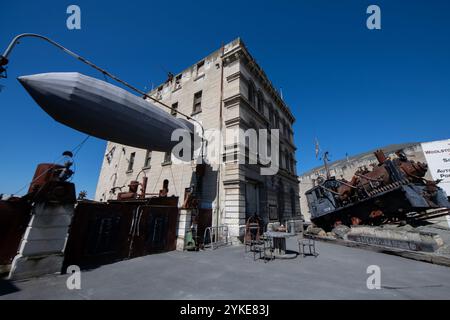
[421,139,450,228]
[421,139,450,196]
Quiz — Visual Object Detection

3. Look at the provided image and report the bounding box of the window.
[160,179,169,196]
[105,146,116,164]
[284,121,290,137]
[285,151,290,172]
[144,150,152,168]
[197,61,205,76]
[156,86,163,99]
[268,104,274,126]
[279,148,284,169]
[248,81,255,105]
[282,120,288,138]
[275,113,280,129]
[162,151,172,164]
[193,91,202,114]
[174,74,182,90]
[257,91,264,113]
[171,102,178,117]
[290,155,295,174]
[127,152,135,172]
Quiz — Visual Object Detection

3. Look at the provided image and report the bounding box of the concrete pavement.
[1,240,450,299]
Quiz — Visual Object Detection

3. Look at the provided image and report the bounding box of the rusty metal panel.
[63,198,179,270]
[127,204,178,258]
[0,199,31,267]
[63,201,134,269]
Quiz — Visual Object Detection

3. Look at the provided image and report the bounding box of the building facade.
[95,38,301,241]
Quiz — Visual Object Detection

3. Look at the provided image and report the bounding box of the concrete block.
[23,226,69,241]
[176,237,186,251]
[29,214,73,228]
[19,239,67,256]
[347,226,444,252]
[8,254,65,280]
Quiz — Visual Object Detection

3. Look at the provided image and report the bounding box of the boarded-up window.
[171,102,178,116]
[248,81,255,104]
[144,150,152,168]
[197,61,205,76]
[257,91,264,113]
[175,74,182,89]
[127,152,135,172]
[163,151,171,164]
[193,91,202,113]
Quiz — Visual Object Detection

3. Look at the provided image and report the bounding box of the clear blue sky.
[1,0,449,198]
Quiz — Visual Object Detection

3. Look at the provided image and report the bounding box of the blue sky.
[1,0,449,198]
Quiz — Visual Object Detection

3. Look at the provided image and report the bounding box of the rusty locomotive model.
[306,150,450,231]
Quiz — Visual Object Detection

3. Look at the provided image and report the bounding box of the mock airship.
[18,72,197,153]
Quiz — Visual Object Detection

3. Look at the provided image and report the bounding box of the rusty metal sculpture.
[306,150,450,231]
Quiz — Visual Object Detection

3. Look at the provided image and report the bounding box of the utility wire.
[11,134,91,196]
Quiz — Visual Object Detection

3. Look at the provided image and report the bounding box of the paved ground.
[1,240,450,300]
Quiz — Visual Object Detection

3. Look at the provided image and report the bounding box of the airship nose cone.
[17,72,82,128]
[18,74,38,93]
[18,74,51,109]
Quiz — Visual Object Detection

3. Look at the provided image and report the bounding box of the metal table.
[264,231,297,259]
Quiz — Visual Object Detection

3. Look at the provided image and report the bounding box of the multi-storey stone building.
[95,38,300,242]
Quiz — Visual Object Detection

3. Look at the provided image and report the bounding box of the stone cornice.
[223,42,296,124]
[224,94,269,127]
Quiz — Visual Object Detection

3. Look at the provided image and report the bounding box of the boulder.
[326,232,336,238]
[347,225,444,252]
[332,225,351,239]
[306,225,326,237]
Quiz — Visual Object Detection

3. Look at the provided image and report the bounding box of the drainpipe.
[215,43,225,232]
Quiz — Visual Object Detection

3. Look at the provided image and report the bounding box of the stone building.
[95,38,300,242]
[298,139,450,222]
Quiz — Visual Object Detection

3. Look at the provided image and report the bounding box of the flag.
[315,138,320,159]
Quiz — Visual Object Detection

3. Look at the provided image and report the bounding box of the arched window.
[279,148,284,169]
[285,150,290,171]
[285,120,290,137]
[268,104,274,127]
[275,112,280,129]
[160,179,169,197]
[257,91,264,113]
[248,81,256,105]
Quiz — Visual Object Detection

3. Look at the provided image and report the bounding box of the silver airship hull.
[18,72,196,152]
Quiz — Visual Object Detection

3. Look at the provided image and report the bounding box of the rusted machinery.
[306,150,450,231]
[21,151,76,204]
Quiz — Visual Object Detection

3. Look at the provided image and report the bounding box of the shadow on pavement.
[0,279,20,296]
